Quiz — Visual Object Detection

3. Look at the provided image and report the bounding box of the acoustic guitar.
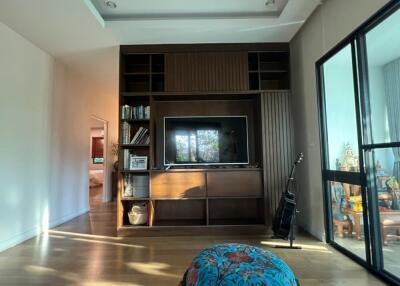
[272,153,304,240]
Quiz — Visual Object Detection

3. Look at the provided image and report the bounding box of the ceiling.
[90,0,321,44]
[0,0,321,95]
[91,0,289,19]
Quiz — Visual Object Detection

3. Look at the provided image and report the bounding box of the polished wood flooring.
[0,191,388,285]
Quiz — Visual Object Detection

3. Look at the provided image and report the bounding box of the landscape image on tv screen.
[164,116,249,166]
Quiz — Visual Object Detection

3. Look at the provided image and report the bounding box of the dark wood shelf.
[121,197,150,201]
[121,170,149,173]
[120,92,151,97]
[124,72,150,76]
[120,224,149,229]
[120,144,149,148]
[208,218,265,226]
[208,196,263,200]
[121,118,150,123]
[154,219,206,226]
[150,167,262,173]
[151,197,207,200]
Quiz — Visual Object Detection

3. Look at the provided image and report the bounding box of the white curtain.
[383,59,400,180]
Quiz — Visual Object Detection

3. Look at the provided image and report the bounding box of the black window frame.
[316,1,400,284]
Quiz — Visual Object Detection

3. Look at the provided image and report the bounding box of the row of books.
[121,124,150,145]
[130,127,150,145]
[121,105,150,120]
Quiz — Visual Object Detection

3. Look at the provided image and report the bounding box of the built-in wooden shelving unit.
[118,44,291,236]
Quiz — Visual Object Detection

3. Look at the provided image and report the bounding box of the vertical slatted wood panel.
[165,52,248,92]
[261,91,295,227]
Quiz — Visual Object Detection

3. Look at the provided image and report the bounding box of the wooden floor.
[0,194,388,285]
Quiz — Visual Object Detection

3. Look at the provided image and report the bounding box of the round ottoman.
[180,243,298,286]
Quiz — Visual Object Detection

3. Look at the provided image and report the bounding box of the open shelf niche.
[122,54,165,92]
[248,51,290,90]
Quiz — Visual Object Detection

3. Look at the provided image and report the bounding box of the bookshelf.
[117,44,292,236]
[118,54,165,228]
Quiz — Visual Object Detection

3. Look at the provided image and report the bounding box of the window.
[363,7,400,278]
[175,129,220,163]
[322,44,360,172]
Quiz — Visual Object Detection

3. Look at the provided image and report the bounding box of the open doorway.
[89,116,108,209]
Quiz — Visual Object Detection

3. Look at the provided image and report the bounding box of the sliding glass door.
[317,2,400,283]
[361,7,400,278]
[319,43,368,261]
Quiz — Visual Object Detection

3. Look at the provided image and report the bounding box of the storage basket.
[128,203,148,225]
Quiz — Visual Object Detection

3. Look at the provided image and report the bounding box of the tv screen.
[164,116,249,166]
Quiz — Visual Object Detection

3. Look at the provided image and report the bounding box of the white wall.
[290,0,390,240]
[0,22,101,252]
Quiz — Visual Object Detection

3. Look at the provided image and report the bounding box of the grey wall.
[290,0,390,240]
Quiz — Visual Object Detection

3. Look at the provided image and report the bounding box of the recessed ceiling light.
[105,0,117,9]
[265,0,275,6]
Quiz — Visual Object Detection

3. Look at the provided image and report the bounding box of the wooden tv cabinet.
[118,168,266,236]
[117,43,293,236]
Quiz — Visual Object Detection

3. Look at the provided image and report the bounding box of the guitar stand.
[272,210,302,250]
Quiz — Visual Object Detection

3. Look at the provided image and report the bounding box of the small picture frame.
[129,156,148,170]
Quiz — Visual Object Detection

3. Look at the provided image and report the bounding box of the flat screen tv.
[164,116,249,166]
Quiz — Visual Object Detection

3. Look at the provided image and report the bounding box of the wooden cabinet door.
[151,171,206,198]
[165,52,248,92]
[207,171,263,197]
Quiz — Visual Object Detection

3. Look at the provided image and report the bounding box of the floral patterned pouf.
[180,243,298,286]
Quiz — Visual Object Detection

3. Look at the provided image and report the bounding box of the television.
[164,116,249,166]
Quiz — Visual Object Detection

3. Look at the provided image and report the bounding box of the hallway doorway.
[89,116,108,209]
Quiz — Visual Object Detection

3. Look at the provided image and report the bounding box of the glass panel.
[365,8,400,144]
[329,181,367,259]
[322,45,360,171]
[367,148,400,276]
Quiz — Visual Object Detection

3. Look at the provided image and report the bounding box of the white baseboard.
[0,207,89,253]
[48,208,89,229]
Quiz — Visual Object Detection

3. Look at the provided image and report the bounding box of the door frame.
[315,1,400,284]
[90,115,110,203]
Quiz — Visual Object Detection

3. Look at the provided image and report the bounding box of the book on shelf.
[122,122,131,144]
[123,149,130,169]
[121,105,150,120]
[130,127,149,145]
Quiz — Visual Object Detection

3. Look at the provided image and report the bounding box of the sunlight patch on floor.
[24,264,143,286]
[260,241,330,251]
[126,262,181,279]
[71,237,146,249]
[48,230,122,241]
[82,282,143,286]
[24,265,58,275]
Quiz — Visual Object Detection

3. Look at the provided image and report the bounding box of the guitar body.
[272,192,296,239]
[272,153,303,240]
